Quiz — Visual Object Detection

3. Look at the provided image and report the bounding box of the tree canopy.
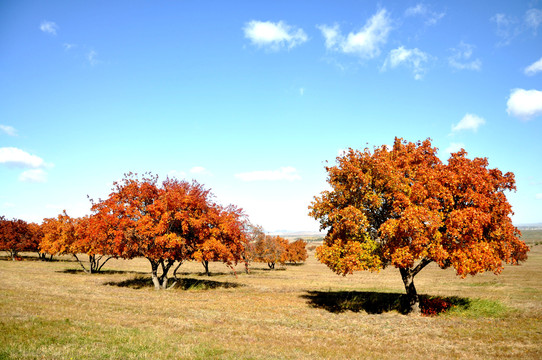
[89,173,247,288]
[309,137,529,312]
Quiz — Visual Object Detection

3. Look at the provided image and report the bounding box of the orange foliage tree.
[26,222,50,261]
[309,138,529,313]
[40,212,113,273]
[89,173,247,289]
[193,204,247,276]
[283,239,308,264]
[252,233,289,269]
[0,216,34,260]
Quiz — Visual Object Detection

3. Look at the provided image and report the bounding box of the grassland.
[1,240,542,359]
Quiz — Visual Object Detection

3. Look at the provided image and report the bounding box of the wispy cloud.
[40,20,58,35]
[491,13,519,46]
[63,43,76,51]
[87,50,100,66]
[492,8,542,46]
[506,88,542,121]
[0,125,17,137]
[536,193,542,200]
[0,147,45,168]
[525,8,542,34]
[19,169,47,183]
[404,3,445,26]
[382,46,430,80]
[244,20,307,51]
[448,42,482,71]
[235,167,301,182]
[525,56,542,76]
[451,113,486,133]
[318,9,392,59]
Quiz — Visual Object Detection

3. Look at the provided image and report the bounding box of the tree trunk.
[399,258,432,314]
[400,268,420,314]
[150,260,162,290]
[202,260,210,276]
[244,260,250,274]
[89,254,113,273]
[149,259,175,290]
[73,254,91,274]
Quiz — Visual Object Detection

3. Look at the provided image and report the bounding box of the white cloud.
[448,42,482,71]
[299,88,305,96]
[525,8,542,33]
[0,125,17,136]
[319,24,340,49]
[0,147,45,168]
[382,46,429,80]
[244,20,308,51]
[318,9,392,59]
[525,57,542,76]
[445,142,465,155]
[19,169,47,183]
[506,88,542,121]
[235,167,301,182]
[536,193,542,200]
[87,50,100,66]
[404,3,445,25]
[452,113,486,133]
[40,21,58,35]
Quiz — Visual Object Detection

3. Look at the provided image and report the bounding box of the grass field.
[1,241,542,359]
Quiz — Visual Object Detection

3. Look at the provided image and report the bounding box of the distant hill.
[517,223,542,230]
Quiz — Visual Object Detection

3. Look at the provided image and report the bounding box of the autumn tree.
[0,216,33,260]
[242,224,266,273]
[90,173,247,289]
[193,204,247,276]
[40,212,112,273]
[309,138,529,313]
[284,239,308,264]
[252,234,289,269]
[26,222,51,261]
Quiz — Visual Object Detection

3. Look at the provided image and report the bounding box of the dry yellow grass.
[1,245,541,359]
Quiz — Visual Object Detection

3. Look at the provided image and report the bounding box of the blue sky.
[1,0,541,232]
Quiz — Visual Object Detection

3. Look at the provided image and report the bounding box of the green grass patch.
[445,297,509,318]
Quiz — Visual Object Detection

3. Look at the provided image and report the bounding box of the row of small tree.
[0,216,44,261]
[0,173,308,289]
[245,225,308,269]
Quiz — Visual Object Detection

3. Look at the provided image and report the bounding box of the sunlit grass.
[1,244,541,359]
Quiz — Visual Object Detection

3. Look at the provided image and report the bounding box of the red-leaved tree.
[0,216,35,260]
[40,212,112,273]
[283,239,308,264]
[90,173,247,289]
[309,138,529,313]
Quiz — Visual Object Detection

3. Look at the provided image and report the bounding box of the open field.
[1,243,542,359]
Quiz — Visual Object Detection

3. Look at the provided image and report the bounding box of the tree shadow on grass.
[302,290,471,315]
[104,275,243,290]
[58,269,147,275]
[175,271,235,277]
